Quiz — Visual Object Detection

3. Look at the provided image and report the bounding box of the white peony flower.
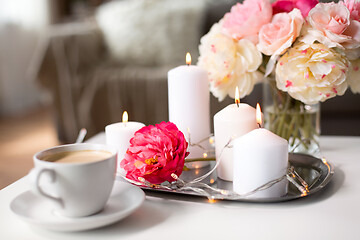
[198,21,263,101]
[348,59,360,93]
[276,42,349,104]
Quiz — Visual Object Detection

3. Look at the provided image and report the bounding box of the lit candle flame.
[186,52,191,65]
[256,103,262,128]
[203,153,208,159]
[122,111,128,123]
[235,86,240,107]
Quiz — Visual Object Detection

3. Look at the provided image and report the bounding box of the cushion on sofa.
[95,0,207,66]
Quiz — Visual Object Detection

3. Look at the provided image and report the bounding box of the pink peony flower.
[272,0,319,17]
[258,8,304,56]
[120,122,189,184]
[222,0,272,44]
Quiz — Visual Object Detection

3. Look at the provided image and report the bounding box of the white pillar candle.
[233,104,288,198]
[168,53,210,168]
[214,101,257,181]
[105,111,145,173]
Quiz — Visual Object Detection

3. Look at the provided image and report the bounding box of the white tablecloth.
[1,135,359,240]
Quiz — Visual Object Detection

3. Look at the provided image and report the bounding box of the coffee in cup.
[29,143,117,218]
[41,150,113,164]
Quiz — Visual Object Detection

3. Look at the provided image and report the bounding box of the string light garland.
[119,136,312,201]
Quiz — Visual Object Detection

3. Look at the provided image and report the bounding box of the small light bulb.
[208,198,216,203]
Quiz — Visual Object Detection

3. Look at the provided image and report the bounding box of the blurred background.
[0,0,359,189]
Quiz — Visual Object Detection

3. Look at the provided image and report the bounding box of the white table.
[1,135,359,240]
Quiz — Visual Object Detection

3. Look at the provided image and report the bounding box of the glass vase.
[262,78,321,156]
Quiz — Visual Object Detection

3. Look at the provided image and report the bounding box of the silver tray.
[119,153,334,203]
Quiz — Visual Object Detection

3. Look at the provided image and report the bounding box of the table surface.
[1,134,359,240]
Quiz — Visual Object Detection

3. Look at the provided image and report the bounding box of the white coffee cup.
[29,143,117,218]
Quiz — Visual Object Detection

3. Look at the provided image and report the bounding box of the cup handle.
[29,168,63,207]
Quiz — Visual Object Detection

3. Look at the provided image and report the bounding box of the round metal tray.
[118,153,334,203]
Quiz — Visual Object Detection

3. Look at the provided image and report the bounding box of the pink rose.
[258,9,304,56]
[309,3,349,37]
[306,2,360,48]
[272,0,318,17]
[120,122,189,184]
[222,0,272,44]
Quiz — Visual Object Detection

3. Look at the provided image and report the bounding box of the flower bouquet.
[198,0,360,155]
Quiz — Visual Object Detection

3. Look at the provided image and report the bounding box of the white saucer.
[10,181,145,232]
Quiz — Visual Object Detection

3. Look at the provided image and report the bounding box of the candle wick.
[258,123,262,128]
[187,63,190,66]
[236,102,239,108]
